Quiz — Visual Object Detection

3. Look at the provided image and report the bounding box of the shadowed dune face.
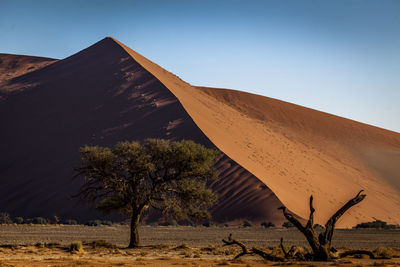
[0,38,286,223]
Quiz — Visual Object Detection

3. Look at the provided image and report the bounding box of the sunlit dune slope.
[0,38,285,223]
[115,38,400,227]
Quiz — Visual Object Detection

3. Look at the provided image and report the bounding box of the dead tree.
[278,190,366,261]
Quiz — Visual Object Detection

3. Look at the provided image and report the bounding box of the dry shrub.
[179,250,192,257]
[69,241,84,253]
[374,247,396,258]
[34,242,44,248]
[174,244,190,250]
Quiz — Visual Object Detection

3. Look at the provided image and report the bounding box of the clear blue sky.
[1,0,399,132]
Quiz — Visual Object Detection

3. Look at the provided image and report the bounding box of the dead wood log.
[222,233,285,261]
[339,250,390,259]
[278,190,366,261]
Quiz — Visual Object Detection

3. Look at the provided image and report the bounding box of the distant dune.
[0,38,399,227]
[0,53,56,84]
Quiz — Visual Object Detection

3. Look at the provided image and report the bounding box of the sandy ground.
[0,225,399,266]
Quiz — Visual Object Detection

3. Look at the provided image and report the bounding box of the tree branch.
[280,238,289,258]
[339,250,390,259]
[222,234,285,261]
[306,195,315,229]
[278,206,306,234]
[323,190,366,245]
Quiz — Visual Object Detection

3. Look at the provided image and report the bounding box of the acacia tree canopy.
[75,139,219,247]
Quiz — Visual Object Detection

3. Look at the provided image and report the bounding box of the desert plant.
[243,220,253,227]
[101,220,113,226]
[52,215,60,224]
[64,219,78,225]
[69,241,84,253]
[202,220,214,227]
[0,212,12,224]
[160,219,178,226]
[85,220,102,226]
[261,222,275,228]
[32,217,47,224]
[75,139,219,248]
[282,221,294,228]
[13,217,24,224]
[355,220,399,229]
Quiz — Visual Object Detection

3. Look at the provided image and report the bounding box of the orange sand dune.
[1,37,399,227]
[115,38,400,227]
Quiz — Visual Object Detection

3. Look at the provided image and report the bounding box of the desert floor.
[0,225,399,266]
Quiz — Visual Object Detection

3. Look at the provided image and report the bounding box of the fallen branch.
[339,250,390,259]
[222,233,284,261]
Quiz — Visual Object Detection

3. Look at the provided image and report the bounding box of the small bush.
[85,220,102,226]
[355,220,400,229]
[201,220,214,227]
[69,241,84,253]
[101,220,113,226]
[32,217,48,224]
[243,220,253,227]
[52,215,60,224]
[261,222,275,228]
[282,221,294,228]
[0,212,12,224]
[35,242,44,248]
[14,217,24,224]
[160,219,178,226]
[64,219,78,225]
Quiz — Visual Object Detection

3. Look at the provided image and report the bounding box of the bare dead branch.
[306,195,315,229]
[323,190,366,246]
[339,250,390,259]
[278,206,306,234]
[222,234,285,261]
[280,238,288,258]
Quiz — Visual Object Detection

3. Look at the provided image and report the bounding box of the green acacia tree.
[75,139,219,248]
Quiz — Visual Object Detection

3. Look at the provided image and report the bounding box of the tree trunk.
[128,211,141,248]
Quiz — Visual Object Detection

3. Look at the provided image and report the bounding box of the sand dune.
[0,38,285,224]
[0,37,399,227]
[0,53,56,84]
[115,37,400,227]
